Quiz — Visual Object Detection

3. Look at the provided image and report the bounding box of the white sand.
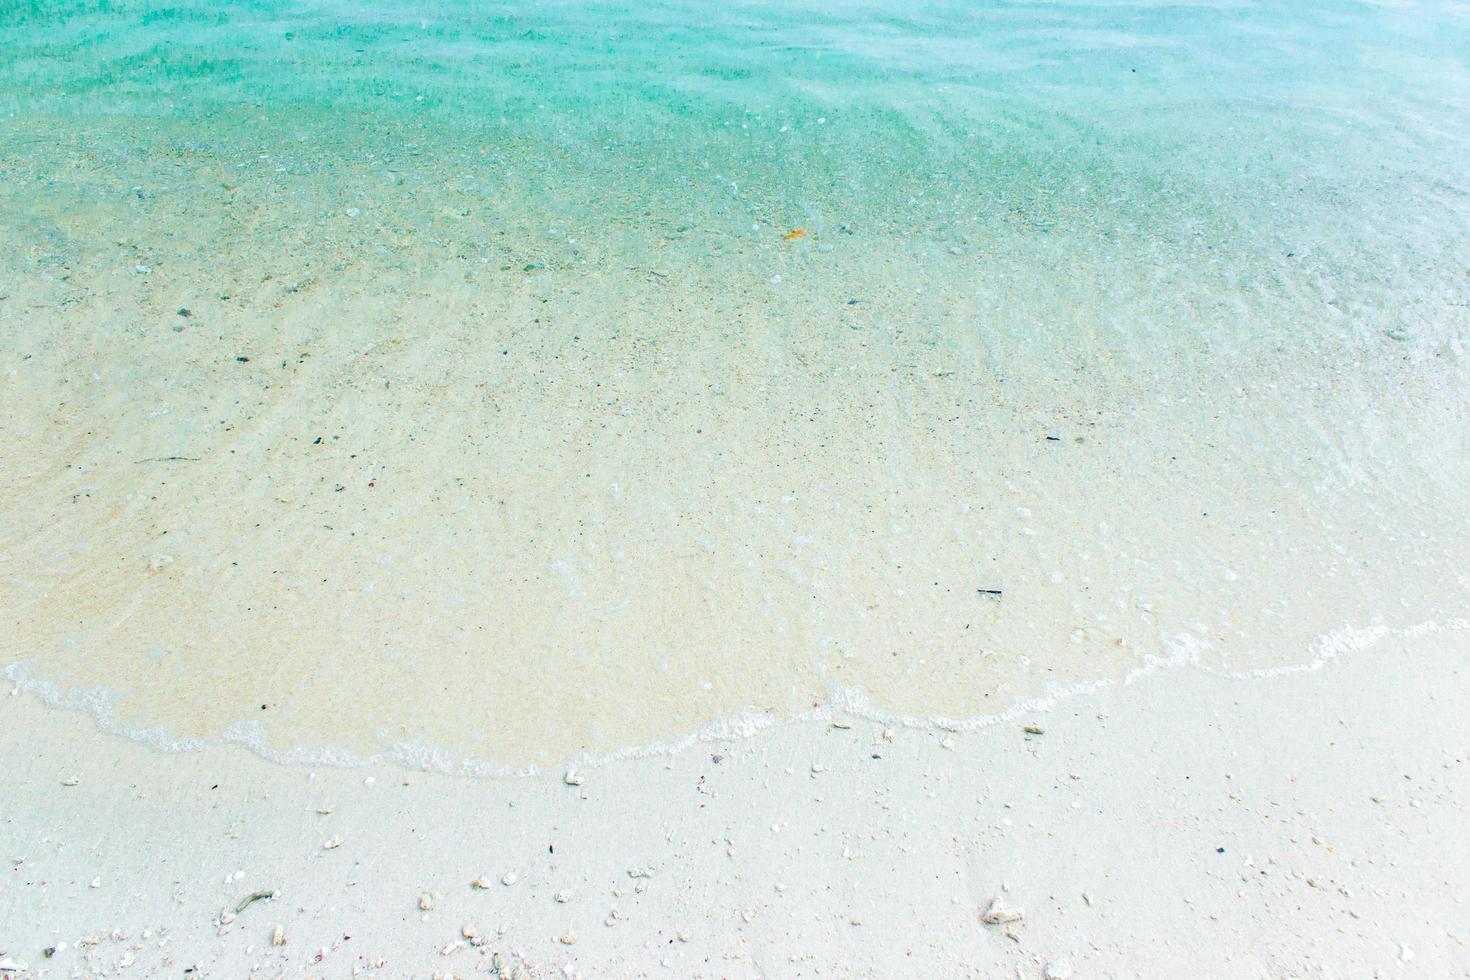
[4,628,1467,978]
[5,6,1470,976]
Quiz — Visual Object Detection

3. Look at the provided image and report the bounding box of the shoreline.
[4,615,1465,781]
[4,628,1468,978]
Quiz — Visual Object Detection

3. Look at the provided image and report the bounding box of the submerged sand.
[3,110,1469,766]
[5,0,1470,766]
[5,230,1466,766]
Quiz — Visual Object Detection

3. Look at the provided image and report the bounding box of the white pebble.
[1043,958,1074,980]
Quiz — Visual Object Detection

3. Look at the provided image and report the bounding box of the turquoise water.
[4,0,1469,378]
[5,0,1468,274]
[2,0,1468,766]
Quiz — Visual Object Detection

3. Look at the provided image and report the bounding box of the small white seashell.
[980,898,1024,924]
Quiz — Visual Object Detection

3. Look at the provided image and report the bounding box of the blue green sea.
[2,0,1467,769]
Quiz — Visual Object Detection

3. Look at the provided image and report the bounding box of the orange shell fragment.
[783,227,808,241]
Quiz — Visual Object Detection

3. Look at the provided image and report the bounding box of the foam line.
[6,615,1466,780]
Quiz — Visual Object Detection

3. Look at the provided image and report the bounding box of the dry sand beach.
[3,0,1470,975]
[5,629,1470,977]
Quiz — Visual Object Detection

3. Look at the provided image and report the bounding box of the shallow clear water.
[2,0,1468,771]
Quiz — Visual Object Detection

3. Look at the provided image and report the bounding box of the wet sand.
[4,628,1469,977]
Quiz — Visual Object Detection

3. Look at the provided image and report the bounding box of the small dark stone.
[177,307,191,317]
[236,355,250,362]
